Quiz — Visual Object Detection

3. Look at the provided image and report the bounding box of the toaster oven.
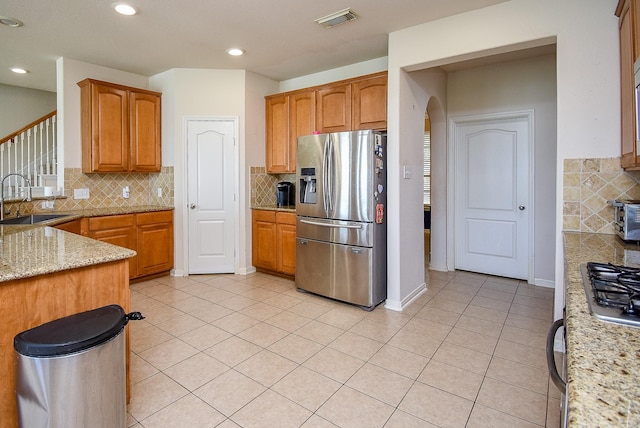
[612,199,640,241]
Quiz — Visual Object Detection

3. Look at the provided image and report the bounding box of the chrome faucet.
[0,173,31,221]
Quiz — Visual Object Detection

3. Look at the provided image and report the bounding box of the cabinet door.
[252,210,277,270]
[136,211,174,277]
[276,212,296,275]
[316,83,352,133]
[54,219,82,234]
[87,215,137,278]
[620,0,638,168]
[130,91,161,172]
[289,90,316,172]
[84,82,129,172]
[266,95,290,173]
[633,0,640,63]
[352,74,387,130]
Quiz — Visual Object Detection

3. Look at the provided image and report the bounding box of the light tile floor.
[127,269,560,428]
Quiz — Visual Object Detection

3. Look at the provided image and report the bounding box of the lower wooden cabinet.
[252,209,296,276]
[71,210,174,280]
[54,218,83,234]
[136,211,174,277]
[84,214,138,278]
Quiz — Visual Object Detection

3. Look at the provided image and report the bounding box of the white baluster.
[45,118,50,175]
[52,115,57,175]
[26,128,31,185]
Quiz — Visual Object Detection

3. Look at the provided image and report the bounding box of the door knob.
[190,204,196,209]
[518,205,526,210]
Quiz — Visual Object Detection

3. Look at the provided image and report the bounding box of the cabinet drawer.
[87,214,135,231]
[276,211,296,225]
[253,209,276,222]
[137,210,173,225]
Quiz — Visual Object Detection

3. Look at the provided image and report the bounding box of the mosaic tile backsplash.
[563,157,640,234]
[8,167,175,215]
[251,166,295,207]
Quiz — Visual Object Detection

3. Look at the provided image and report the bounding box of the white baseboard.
[238,266,257,275]
[534,277,555,288]
[385,282,427,312]
[170,269,185,277]
[428,262,448,272]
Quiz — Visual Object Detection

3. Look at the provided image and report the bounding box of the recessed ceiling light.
[10,68,29,74]
[0,16,23,27]
[113,3,138,16]
[227,48,244,56]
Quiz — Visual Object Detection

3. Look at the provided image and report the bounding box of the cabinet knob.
[518,205,526,211]
[189,204,196,209]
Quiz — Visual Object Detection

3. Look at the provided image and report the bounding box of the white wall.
[385,68,448,310]
[149,68,278,275]
[243,72,280,270]
[57,57,150,170]
[387,0,619,317]
[278,57,388,93]
[0,84,56,138]
[447,53,557,286]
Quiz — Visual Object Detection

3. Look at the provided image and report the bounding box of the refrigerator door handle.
[300,219,363,229]
[322,135,330,216]
[327,134,334,214]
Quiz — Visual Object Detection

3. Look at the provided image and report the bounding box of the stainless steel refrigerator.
[295,130,386,310]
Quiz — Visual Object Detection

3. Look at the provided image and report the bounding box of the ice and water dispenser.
[299,168,317,204]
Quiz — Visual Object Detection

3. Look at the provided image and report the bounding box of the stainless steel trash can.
[13,305,137,428]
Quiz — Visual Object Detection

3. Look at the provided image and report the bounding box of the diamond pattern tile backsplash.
[26,167,174,213]
[251,167,295,206]
[563,157,640,234]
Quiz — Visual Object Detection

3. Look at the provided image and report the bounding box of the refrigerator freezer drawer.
[296,216,372,247]
[295,238,386,309]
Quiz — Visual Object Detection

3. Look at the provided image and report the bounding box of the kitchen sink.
[0,214,73,225]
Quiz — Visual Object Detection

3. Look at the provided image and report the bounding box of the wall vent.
[315,8,358,29]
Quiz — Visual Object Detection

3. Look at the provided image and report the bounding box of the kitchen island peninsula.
[0,222,136,428]
[563,232,640,426]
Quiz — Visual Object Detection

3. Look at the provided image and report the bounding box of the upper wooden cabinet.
[352,74,388,130]
[266,94,291,173]
[265,71,387,173]
[289,90,316,169]
[78,79,161,173]
[316,83,352,133]
[265,89,316,173]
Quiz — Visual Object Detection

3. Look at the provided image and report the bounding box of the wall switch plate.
[403,166,412,179]
[73,188,90,199]
[157,188,162,197]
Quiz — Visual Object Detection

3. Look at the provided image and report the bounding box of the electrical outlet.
[73,188,90,199]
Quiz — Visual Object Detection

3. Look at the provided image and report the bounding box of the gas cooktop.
[580,262,640,328]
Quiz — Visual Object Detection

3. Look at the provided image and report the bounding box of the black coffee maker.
[276,182,295,207]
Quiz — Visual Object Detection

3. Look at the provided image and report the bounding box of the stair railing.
[0,111,57,198]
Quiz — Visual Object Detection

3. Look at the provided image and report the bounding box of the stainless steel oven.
[547,315,567,428]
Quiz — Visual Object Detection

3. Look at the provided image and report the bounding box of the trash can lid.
[14,305,128,357]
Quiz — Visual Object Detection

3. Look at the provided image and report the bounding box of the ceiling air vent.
[315,8,358,29]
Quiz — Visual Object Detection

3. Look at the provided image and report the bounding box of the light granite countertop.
[251,205,296,213]
[563,232,640,427]
[0,205,173,282]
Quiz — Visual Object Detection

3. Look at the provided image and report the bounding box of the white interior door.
[454,113,531,280]
[187,118,236,273]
